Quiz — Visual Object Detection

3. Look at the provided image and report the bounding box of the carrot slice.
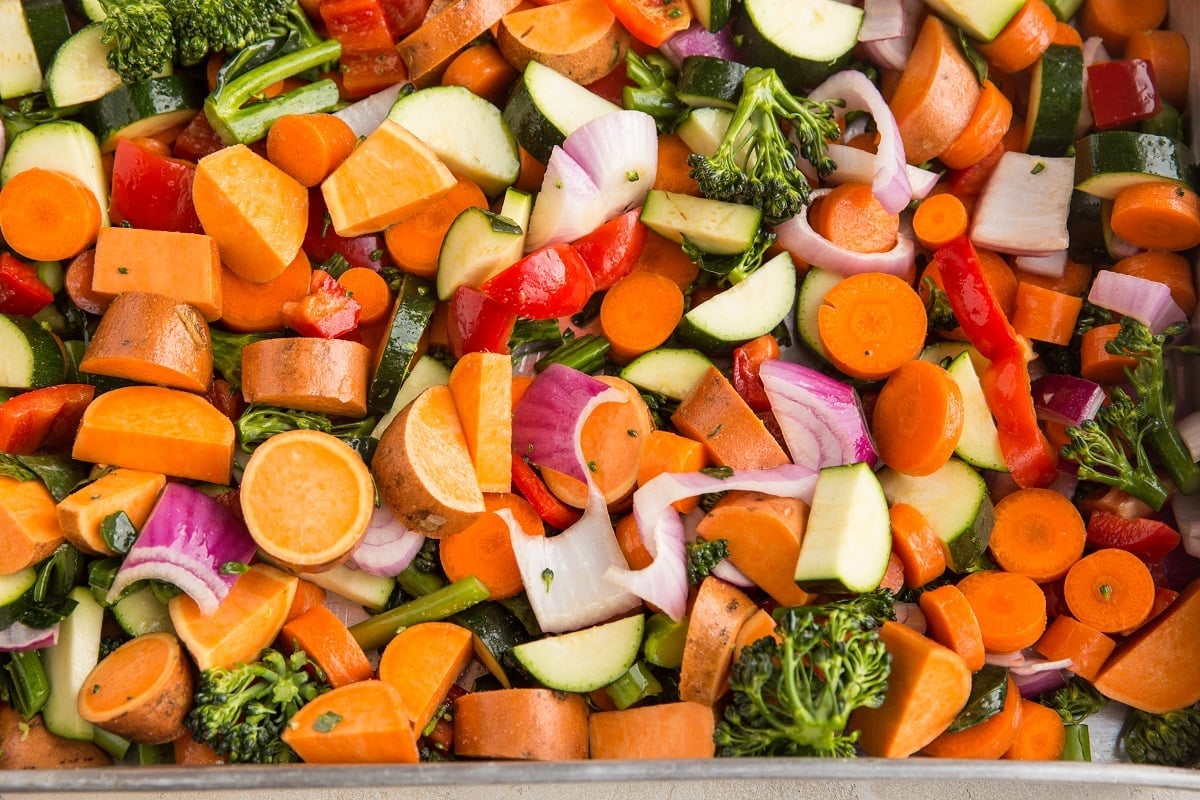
[889,503,947,590]
[631,229,699,289]
[818,272,927,381]
[57,468,165,557]
[872,360,964,477]
[383,176,488,280]
[242,337,372,418]
[282,680,420,763]
[923,674,1023,759]
[266,113,358,188]
[1034,614,1116,681]
[815,182,900,254]
[280,604,373,689]
[919,584,985,672]
[77,632,192,745]
[91,227,223,321]
[636,430,708,513]
[441,43,519,107]
[613,513,653,571]
[1079,0,1168,53]
[169,564,298,671]
[1063,548,1155,634]
[0,168,101,261]
[589,702,715,759]
[671,366,790,470]
[240,430,374,572]
[913,192,970,250]
[1011,281,1084,346]
[679,576,757,706]
[989,488,1087,583]
[1124,30,1190,109]
[1109,182,1200,252]
[599,271,685,363]
[976,0,1055,74]
[1004,698,1066,761]
[285,579,327,622]
[653,133,702,195]
[940,80,1013,171]
[378,621,474,733]
[732,608,780,663]
[958,570,1048,653]
[1013,255,1093,298]
[219,250,312,333]
[453,688,589,760]
[64,249,112,316]
[1079,323,1139,384]
[336,267,392,326]
[439,493,540,600]
[448,351,513,494]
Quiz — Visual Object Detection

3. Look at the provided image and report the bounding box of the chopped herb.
[370,248,384,262]
[706,424,723,438]
[627,429,639,437]
[313,711,342,733]
[220,561,250,575]
[666,6,682,17]
[117,267,129,275]
[700,466,734,479]
[541,568,554,592]
[1031,162,1046,175]
[626,170,640,182]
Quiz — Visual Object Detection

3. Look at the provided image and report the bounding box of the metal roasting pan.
[5,0,1200,792]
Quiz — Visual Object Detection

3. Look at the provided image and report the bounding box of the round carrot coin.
[872,359,964,476]
[817,272,927,381]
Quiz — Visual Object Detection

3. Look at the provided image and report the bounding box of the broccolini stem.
[1062,723,1093,762]
[535,334,610,375]
[349,576,489,650]
[396,565,446,598]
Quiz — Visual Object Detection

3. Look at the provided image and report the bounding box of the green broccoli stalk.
[1105,318,1200,496]
[921,275,959,332]
[682,228,776,286]
[210,329,281,390]
[184,648,328,764]
[1121,705,1200,767]
[686,538,729,586]
[236,403,376,453]
[1039,677,1107,761]
[714,592,892,757]
[204,36,342,144]
[622,51,682,134]
[687,67,842,226]
[100,0,175,83]
[1060,389,1169,510]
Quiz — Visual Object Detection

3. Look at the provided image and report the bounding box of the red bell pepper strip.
[511,453,582,531]
[1086,59,1161,130]
[602,0,692,47]
[479,243,596,321]
[172,112,229,162]
[0,254,54,317]
[1085,510,1182,564]
[0,384,95,455]
[571,210,647,291]
[731,334,780,413]
[304,189,386,271]
[446,284,517,359]
[110,139,205,235]
[282,269,362,338]
[935,236,1058,488]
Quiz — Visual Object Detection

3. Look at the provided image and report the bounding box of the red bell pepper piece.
[1086,510,1181,564]
[602,0,691,47]
[936,236,1058,488]
[585,63,635,106]
[172,112,228,162]
[943,142,1005,198]
[110,139,205,235]
[0,384,95,455]
[282,269,362,338]
[571,210,647,291]
[731,334,780,412]
[339,50,410,98]
[304,189,386,270]
[480,243,596,321]
[0,254,54,317]
[1086,59,1161,130]
[379,0,430,38]
[446,284,517,359]
[510,453,582,531]
[319,0,398,53]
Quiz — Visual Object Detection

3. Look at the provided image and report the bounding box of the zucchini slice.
[734,0,863,91]
[0,312,66,389]
[85,75,205,152]
[1025,44,1083,157]
[0,0,42,99]
[677,251,796,352]
[1074,131,1194,199]
[22,0,72,74]
[502,60,619,163]
[368,273,437,416]
[677,56,747,110]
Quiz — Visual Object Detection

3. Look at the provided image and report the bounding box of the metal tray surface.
[6,0,1200,792]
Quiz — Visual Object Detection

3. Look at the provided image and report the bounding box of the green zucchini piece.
[639,189,762,255]
[794,462,892,594]
[677,251,796,353]
[1067,189,1109,264]
[1,119,111,226]
[922,0,1024,41]
[0,313,66,389]
[0,0,42,99]
[1074,131,1194,199]
[367,273,437,416]
[22,0,72,73]
[502,60,619,163]
[677,56,747,110]
[85,75,206,152]
[733,0,863,92]
[510,614,644,693]
[619,348,713,401]
[1025,44,1083,157]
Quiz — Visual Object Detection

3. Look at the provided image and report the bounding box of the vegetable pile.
[2,0,1200,773]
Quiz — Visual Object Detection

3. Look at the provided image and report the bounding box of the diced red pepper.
[944,142,1005,198]
[602,0,691,47]
[446,284,517,359]
[304,189,386,271]
[0,384,95,455]
[571,210,647,291]
[204,378,245,422]
[172,112,228,162]
[936,236,1058,488]
[510,452,582,530]
[1087,59,1161,130]
[480,243,596,320]
[282,269,362,338]
[379,0,431,38]
[319,0,398,53]
[340,50,411,99]
[0,254,54,317]
[732,334,780,412]
[585,63,634,106]
[110,139,205,235]
[1086,510,1182,563]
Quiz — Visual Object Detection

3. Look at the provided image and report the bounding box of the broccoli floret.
[184,648,328,764]
[682,229,776,286]
[1106,318,1200,496]
[1039,677,1107,761]
[713,594,892,757]
[100,0,174,83]
[236,403,376,453]
[622,51,683,134]
[165,0,293,65]
[686,539,729,586]
[921,275,959,332]
[1122,705,1200,767]
[687,67,842,225]
[1060,389,1169,510]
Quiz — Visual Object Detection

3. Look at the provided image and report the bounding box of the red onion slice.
[969,152,1074,256]
[775,188,916,277]
[348,504,425,577]
[810,69,911,213]
[562,110,658,219]
[0,621,58,652]
[860,0,922,70]
[324,592,372,629]
[985,650,1074,676]
[1088,269,1188,333]
[660,22,739,67]
[1031,374,1106,426]
[1015,667,1068,699]
[894,602,926,634]
[859,0,905,42]
[760,359,878,471]
[525,146,607,252]
[605,465,818,620]
[109,483,257,615]
[823,144,938,199]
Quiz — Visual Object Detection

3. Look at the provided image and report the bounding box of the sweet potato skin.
[241,337,371,417]
[0,707,110,769]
